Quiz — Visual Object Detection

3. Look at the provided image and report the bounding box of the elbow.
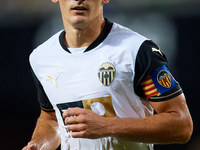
[179,125,193,144]
[176,118,193,144]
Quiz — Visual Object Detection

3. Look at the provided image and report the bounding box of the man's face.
[54,0,109,28]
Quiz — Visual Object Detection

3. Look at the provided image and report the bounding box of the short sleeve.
[134,40,183,101]
[31,69,55,112]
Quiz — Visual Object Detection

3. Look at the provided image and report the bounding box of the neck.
[63,17,105,48]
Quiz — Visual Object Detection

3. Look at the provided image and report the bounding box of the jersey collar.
[59,18,113,54]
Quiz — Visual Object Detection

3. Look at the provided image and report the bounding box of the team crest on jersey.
[157,70,171,88]
[98,62,115,86]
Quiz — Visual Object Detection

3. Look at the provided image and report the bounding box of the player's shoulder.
[29,30,64,65]
[32,30,64,54]
[111,22,147,40]
[109,22,147,50]
[108,22,147,54]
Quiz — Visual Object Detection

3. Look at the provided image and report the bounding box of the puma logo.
[46,74,60,88]
[152,47,163,56]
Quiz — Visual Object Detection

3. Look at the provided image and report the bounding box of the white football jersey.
[30,19,182,150]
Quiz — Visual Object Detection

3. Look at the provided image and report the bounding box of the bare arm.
[108,93,193,144]
[22,110,60,150]
[63,93,193,144]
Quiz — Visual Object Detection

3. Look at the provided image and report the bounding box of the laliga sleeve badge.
[98,62,116,86]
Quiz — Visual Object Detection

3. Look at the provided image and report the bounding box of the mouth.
[71,6,88,12]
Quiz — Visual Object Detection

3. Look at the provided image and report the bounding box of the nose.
[75,0,85,4]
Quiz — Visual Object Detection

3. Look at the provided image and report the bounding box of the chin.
[71,17,89,28]
[72,15,88,22]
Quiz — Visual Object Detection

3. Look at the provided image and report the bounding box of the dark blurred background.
[0,0,200,150]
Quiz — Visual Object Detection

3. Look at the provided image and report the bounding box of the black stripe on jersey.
[134,40,167,99]
[59,18,113,53]
[59,31,71,53]
[84,18,113,52]
[134,40,183,101]
[31,69,55,112]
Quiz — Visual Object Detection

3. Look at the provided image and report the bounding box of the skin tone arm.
[22,110,60,150]
[63,93,193,144]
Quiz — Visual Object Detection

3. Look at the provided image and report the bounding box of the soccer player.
[22,0,193,150]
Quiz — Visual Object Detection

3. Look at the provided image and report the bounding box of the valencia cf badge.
[149,64,178,96]
[98,62,116,86]
[157,70,171,88]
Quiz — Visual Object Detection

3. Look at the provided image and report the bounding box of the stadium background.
[0,0,200,149]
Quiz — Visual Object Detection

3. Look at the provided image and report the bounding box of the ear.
[52,0,59,3]
[102,0,110,4]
